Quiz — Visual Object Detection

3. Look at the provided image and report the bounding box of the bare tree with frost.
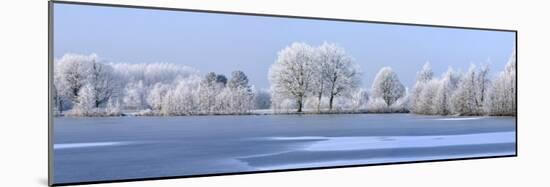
[417,79,440,114]
[410,62,433,113]
[55,54,96,107]
[123,80,147,110]
[371,67,405,107]
[317,42,360,111]
[88,60,119,108]
[390,88,410,113]
[224,71,253,113]
[433,68,461,115]
[269,42,316,113]
[198,72,226,113]
[71,84,96,116]
[147,83,170,111]
[349,88,369,111]
[451,65,482,115]
[486,51,516,115]
[161,77,201,115]
[475,64,490,109]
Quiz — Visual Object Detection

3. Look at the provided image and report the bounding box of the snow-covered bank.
[55,109,516,117]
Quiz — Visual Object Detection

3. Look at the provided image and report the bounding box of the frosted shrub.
[367,97,390,113]
[390,94,409,113]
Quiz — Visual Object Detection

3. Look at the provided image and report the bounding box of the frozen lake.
[53,114,516,184]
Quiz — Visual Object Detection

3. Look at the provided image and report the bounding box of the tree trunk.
[329,94,334,111]
[317,92,322,113]
[316,82,324,113]
[297,96,303,113]
[58,100,63,114]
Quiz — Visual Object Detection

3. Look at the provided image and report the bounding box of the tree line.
[53,54,270,116]
[269,42,516,116]
[53,42,515,117]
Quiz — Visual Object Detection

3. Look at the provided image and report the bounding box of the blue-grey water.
[53,114,516,184]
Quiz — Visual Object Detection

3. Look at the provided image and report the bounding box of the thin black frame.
[48,0,518,186]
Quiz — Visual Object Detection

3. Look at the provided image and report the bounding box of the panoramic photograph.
[52,3,516,184]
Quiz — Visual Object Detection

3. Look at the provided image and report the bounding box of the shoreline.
[53,110,516,118]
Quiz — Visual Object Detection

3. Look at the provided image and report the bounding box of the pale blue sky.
[54,3,515,90]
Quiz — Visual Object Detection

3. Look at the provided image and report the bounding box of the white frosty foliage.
[370,67,405,106]
[269,42,316,113]
[451,65,484,115]
[348,88,369,111]
[53,53,257,116]
[433,68,461,115]
[316,42,360,111]
[269,42,360,113]
[366,97,389,113]
[409,58,513,116]
[485,51,516,116]
[410,62,433,113]
[69,84,96,116]
[123,80,146,110]
[53,47,516,117]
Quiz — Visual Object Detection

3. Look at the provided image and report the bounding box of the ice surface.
[266,132,515,151]
[433,117,484,121]
[54,141,137,150]
[255,152,515,170]
[53,114,516,183]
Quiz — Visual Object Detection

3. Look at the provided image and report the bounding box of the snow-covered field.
[53,114,516,184]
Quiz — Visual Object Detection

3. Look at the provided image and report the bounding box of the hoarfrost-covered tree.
[88,60,119,108]
[371,67,405,106]
[475,64,490,109]
[317,42,360,111]
[416,62,434,83]
[310,48,329,112]
[416,79,440,115]
[269,42,316,112]
[486,51,516,115]
[52,82,65,115]
[451,65,482,115]
[228,86,253,113]
[390,89,409,113]
[349,88,369,111]
[199,72,226,113]
[123,80,146,110]
[72,84,96,116]
[105,99,122,116]
[161,78,200,115]
[433,68,461,115]
[53,65,65,114]
[223,71,253,113]
[227,71,249,90]
[410,62,433,113]
[147,83,170,111]
[55,54,96,106]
